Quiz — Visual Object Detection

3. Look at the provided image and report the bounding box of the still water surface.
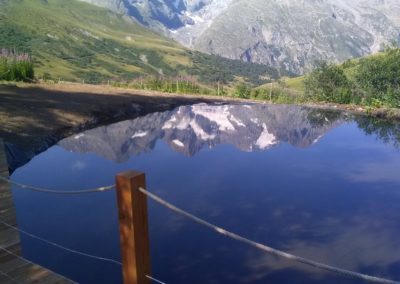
[10,103,400,284]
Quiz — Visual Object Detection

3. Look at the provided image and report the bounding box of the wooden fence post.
[116,171,151,284]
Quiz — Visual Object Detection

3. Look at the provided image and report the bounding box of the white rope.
[0,246,77,283]
[0,175,115,194]
[146,274,167,284]
[138,187,400,284]
[0,269,24,284]
[1,221,170,283]
[0,221,122,266]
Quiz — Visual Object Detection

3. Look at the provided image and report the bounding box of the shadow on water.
[0,85,228,173]
[3,103,400,283]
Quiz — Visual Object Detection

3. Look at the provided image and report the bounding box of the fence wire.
[0,220,167,284]
[0,221,121,266]
[4,173,396,283]
[138,187,400,284]
[0,245,77,283]
[0,175,115,194]
[0,269,24,284]
[146,275,167,284]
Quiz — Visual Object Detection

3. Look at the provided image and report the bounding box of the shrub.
[303,49,400,108]
[233,83,252,98]
[304,61,352,104]
[355,48,400,107]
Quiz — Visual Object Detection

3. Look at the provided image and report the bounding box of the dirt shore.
[0,82,237,170]
[1,82,398,171]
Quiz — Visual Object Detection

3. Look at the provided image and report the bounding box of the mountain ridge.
[79,0,400,74]
[0,0,279,84]
[59,103,344,162]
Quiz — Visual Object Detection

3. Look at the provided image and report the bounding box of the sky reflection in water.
[10,103,400,284]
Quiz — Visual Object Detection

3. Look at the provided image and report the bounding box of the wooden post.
[116,171,151,284]
[269,83,272,103]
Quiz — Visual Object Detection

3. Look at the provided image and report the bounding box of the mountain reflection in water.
[59,103,344,161]
[9,103,400,284]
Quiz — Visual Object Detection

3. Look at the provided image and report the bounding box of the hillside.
[195,0,400,74]
[82,0,400,75]
[280,48,400,108]
[286,49,398,90]
[0,0,279,84]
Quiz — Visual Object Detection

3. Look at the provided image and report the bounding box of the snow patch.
[313,134,324,144]
[191,121,216,140]
[256,124,276,149]
[191,104,235,131]
[172,139,185,147]
[230,115,245,127]
[131,131,148,139]
[162,109,216,140]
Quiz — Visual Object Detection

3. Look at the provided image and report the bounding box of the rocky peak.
[59,104,344,162]
[78,0,400,74]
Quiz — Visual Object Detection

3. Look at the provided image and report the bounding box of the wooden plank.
[0,138,73,283]
[116,171,151,284]
[0,150,8,173]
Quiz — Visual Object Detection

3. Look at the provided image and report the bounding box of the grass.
[112,76,210,95]
[283,76,305,92]
[0,49,34,81]
[0,0,280,85]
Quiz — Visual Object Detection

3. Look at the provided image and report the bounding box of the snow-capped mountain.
[79,0,400,74]
[59,104,343,162]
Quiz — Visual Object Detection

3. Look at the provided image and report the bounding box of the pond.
[9,103,400,284]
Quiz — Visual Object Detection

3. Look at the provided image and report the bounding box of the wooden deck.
[0,139,74,284]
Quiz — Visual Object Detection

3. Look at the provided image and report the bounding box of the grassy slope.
[282,52,389,94]
[0,0,279,84]
[0,0,191,82]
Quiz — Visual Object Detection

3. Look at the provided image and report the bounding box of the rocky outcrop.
[79,0,400,75]
[194,0,400,74]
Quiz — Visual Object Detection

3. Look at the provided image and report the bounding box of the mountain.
[58,103,344,162]
[0,0,278,84]
[195,0,400,74]
[80,0,400,75]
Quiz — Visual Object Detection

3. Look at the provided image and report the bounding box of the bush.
[303,49,400,108]
[355,48,400,107]
[233,83,252,98]
[0,49,34,81]
[304,61,352,104]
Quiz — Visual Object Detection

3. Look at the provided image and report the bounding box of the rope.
[138,187,400,284]
[0,269,24,284]
[0,221,122,266]
[1,222,169,283]
[146,275,167,284]
[0,246,77,283]
[0,175,115,195]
